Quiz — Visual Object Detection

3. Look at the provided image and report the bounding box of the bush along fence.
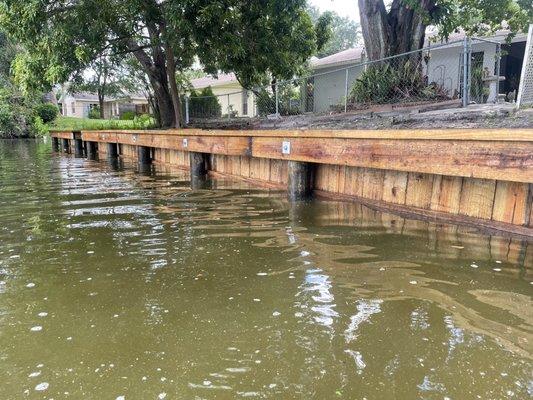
[183,37,503,124]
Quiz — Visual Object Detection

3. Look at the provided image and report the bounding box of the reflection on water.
[0,140,531,399]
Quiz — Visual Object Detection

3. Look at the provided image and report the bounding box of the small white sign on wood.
[282,141,291,155]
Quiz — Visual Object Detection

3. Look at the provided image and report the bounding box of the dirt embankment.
[189,104,533,131]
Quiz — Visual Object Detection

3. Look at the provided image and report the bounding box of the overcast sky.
[309,0,359,21]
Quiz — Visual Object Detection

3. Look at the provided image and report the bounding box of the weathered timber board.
[54,128,533,142]
[251,137,533,183]
[52,131,74,140]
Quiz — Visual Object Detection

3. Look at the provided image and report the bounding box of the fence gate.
[517,24,533,108]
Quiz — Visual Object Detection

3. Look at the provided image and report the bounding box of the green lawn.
[48,116,157,131]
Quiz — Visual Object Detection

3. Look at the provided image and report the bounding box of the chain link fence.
[185,36,503,125]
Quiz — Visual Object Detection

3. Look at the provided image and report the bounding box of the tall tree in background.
[0,0,329,128]
[308,6,361,58]
[358,0,532,60]
[69,54,123,119]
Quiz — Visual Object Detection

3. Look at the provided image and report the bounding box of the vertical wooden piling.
[74,138,84,157]
[288,161,314,201]
[51,137,60,152]
[190,152,208,178]
[86,141,98,159]
[107,142,118,159]
[62,138,70,153]
[190,152,209,188]
[138,146,152,165]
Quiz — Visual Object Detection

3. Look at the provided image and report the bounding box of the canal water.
[0,140,531,399]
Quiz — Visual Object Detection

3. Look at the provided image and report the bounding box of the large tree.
[0,0,328,128]
[69,54,124,119]
[358,0,532,60]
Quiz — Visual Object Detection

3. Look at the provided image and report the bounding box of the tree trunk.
[130,46,175,128]
[358,0,433,60]
[98,90,105,119]
[164,42,182,128]
[358,0,390,60]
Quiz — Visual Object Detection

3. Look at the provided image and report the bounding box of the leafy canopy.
[0,0,330,92]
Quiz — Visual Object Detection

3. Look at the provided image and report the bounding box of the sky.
[309,0,359,21]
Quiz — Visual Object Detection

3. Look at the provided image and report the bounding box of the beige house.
[189,73,255,117]
[58,92,150,119]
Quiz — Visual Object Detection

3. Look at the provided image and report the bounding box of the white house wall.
[312,64,363,112]
[425,41,498,98]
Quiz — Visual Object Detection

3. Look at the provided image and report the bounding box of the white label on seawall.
[183,138,188,148]
[282,141,291,155]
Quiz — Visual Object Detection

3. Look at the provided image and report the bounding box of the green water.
[0,140,531,399]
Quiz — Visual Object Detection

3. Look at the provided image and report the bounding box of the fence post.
[275,82,279,117]
[344,68,349,113]
[462,37,470,107]
[185,96,190,125]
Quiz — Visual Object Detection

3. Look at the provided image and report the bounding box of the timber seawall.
[50,129,533,237]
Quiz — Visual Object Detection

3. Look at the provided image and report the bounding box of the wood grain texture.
[382,170,408,204]
[405,173,434,209]
[62,128,533,142]
[459,178,497,220]
[75,130,533,183]
[251,137,533,183]
[491,181,530,225]
[430,176,463,213]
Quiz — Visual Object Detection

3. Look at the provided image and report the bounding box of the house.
[307,47,365,112]
[58,92,151,119]
[308,30,529,112]
[189,73,255,117]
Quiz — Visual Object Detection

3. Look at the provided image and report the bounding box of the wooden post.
[51,137,60,152]
[86,141,98,159]
[287,161,314,201]
[74,138,84,157]
[107,142,118,159]
[190,152,208,178]
[137,146,152,165]
[62,138,70,153]
[190,152,209,188]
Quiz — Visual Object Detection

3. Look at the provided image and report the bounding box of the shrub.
[33,116,48,136]
[88,107,101,119]
[0,86,35,137]
[188,87,222,118]
[350,60,447,105]
[120,110,136,120]
[133,113,155,129]
[255,84,302,116]
[35,103,59,123]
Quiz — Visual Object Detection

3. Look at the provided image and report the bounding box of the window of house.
[72,102,76,114]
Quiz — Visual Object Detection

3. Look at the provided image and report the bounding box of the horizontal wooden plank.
[52,128,533,142]
[51,131,74,139]
[71,129,533,183]
[251,137,532,183]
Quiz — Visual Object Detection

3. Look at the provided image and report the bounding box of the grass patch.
[48,116,157,131]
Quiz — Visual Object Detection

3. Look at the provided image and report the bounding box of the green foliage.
[350,61,447,105]
[120,111,136,120]
[307,7,360,58]
[88,107,101,119]
[49,116,156,131]
[33,116,48,136]
[0,0,324,100]
[35,103,58,123]
[0,85,39,137]
[189,87,222,118]
[255,83,302,116]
